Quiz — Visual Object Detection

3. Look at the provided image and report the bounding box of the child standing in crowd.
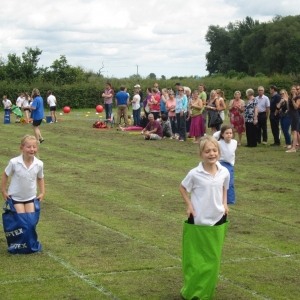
[179,136,229,299]
[1,135,45,214]
[131,89,141,126]
[160,114,172,138]
[15,92,24,123]
[2,95,12,109]
[218,125,237,204]
[47,90,57,123]
[22,93,31,123]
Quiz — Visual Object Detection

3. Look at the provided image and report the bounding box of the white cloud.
[0,0,299,78]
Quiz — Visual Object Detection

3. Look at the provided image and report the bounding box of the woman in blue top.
[30,88,45,143]
[175,86,188,141]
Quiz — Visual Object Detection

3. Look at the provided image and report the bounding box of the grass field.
[0,109,299,300]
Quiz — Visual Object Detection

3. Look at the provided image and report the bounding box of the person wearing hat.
[134,84,143,100]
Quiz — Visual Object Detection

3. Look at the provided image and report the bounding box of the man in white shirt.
[255,86,270,145]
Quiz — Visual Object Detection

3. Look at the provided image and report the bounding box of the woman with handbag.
[206,90,221,134]
[244,88,258,147]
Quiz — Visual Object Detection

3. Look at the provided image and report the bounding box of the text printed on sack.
[5,228,23,237]
[10,243,27,249]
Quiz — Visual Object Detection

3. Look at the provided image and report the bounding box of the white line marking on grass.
[0,275,76,285]
[85,265,181,276]
[218,275,274,300]
[58,207,182,262]
[0,266,182,287]
[91,192,182,223]
[46,251,121,300]
[222,254,299,263]
[229,207,299,228]
[226,236,282,255]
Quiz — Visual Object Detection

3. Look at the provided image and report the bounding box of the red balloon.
[63,106,71,113]
[96,105,104,113]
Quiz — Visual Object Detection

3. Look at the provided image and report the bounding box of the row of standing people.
[2,89,59,143]
[229,85,300,152]
[108,82,228,143]
[2,91,57,124]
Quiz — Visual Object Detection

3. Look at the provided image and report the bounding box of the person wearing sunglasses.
[175,86,188,141]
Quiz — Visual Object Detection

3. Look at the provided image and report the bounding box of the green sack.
[181,220,229,300]
[11,105,23,118]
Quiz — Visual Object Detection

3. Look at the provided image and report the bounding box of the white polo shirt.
[47,95,56,107]
[181,161,229,225]
[218,139,237,166]
[5,155,44,202]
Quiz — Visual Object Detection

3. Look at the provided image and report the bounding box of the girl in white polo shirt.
[179,135,230,300]
[180,135,229,225]
[1,135,45,214]
[47,90,57,123]
[218,125,237,205]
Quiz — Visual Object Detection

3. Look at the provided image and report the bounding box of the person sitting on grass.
[119,112,149,131]
[141,113,163,140]
[160,114,172,138]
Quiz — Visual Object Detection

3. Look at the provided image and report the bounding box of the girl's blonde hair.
[210,90,217,98]
[198,135,220,155]
[21,135,38,146]
[31,88,40,98]
[216,89,225,99]
[279,89,288,97]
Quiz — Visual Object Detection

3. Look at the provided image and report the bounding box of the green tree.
[21,47,43,81]
[205,25,230,74]
[129,74,142,80]
[147,73,156,79]
[42,55,86,85]
[241,15,300,75]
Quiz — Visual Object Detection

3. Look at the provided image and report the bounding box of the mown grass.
[0,109,299,300]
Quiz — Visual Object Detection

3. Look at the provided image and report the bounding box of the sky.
[0,0,299,79]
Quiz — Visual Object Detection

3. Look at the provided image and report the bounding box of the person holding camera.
[286,86,300,153]
[277,89,291,149]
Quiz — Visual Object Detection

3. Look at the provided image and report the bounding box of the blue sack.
[2,199,42,254]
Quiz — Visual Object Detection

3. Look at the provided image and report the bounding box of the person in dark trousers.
[255,86,270,145]
[269,85,281,146]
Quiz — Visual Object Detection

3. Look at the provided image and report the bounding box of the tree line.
[0,47,93,85]
[205,15,300,77]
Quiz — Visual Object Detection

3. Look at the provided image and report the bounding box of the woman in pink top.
[166,90,177,139]
[149,88,160,120]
